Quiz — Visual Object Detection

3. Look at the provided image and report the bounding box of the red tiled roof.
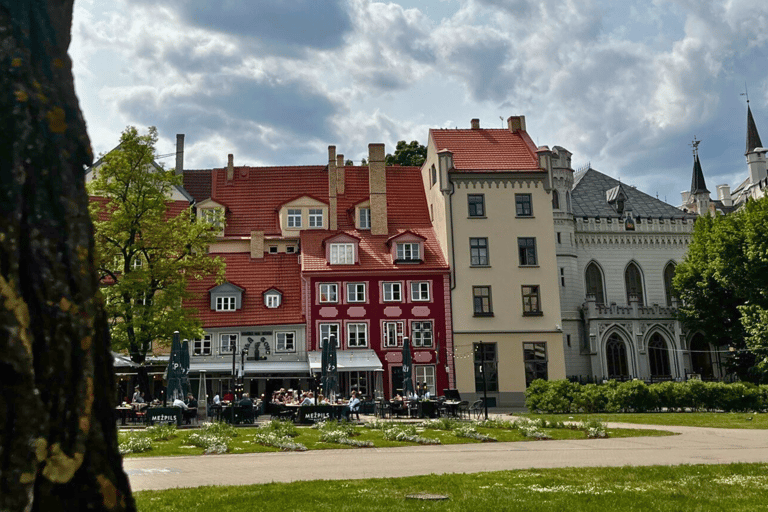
[185,253,304,328]
[430,128,541,171]
[300,227,448,273]
[182,169,212,202]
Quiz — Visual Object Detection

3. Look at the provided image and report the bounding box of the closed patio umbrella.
[321,335,329,395]
[402,336,415,397]
[197,370,208,423]
[165,331,184,402]
[324,334,339,400]
[180,339,191,399]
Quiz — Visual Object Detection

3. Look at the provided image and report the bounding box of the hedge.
[525,379,768,413]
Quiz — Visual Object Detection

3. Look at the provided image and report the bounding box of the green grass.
[119,422,672,458]
[134,463,768,511]
[525,412,768,429]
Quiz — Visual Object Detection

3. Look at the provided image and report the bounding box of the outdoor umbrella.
[402,336,415,397]
[325,335,339,400]
[165,331,184,402]
[180,339,191,399]
[321,335,329,395]
[197,370,208,423]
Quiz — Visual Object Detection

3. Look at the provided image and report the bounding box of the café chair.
[458,400,470,419]
[470,399,484,419]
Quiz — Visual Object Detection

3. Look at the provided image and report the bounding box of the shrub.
[258,419,298,438]
[253,431,307,451]
[119,434,152,455]
[454,425,496,442]
[579,418,608,438]
[382,424,440,445]
[199,421,238,438]
[144,424,177,441]
[610,380,656,413]
[512,418,551,439]
[572,383,609,413]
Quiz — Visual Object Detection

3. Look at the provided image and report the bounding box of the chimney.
[227,154,234,182]
[717,184,732,207]
[336,154,345,195]
[471,118,480,130]
[250,231,264,259]
[368,143,388,236]
[175,134,185,175]
[328,146,338,230]
[507,115,526,132]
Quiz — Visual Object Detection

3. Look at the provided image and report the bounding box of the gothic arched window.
[606,334,629,379]
[648,333,671,378]
[664,262,676,306]
[585,262,605,305]
[625,262,644,305]
[552,189,560,210]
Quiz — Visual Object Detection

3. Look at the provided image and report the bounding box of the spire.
[746,104,763,155]
[690,155,709,195]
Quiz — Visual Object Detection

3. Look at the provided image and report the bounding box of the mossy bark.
[0,1,135,510]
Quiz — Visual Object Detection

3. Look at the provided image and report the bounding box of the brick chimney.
[471,118,480,130]
[175,134,184,175]
[226,154,234,182]
[250,231,264,259]
[328,146,338,230]
[507,115,526,132]
[368,143,388,236]
[336,154,345,195]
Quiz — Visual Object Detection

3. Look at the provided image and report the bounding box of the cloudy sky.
[71,0,768,205]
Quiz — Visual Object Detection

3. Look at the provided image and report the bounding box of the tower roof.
[746,104,763,155]
[690,154,710,194]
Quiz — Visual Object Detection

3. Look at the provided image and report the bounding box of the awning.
[308,349,383,372]
[191,360,311,375]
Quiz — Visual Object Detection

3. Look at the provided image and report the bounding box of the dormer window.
[309,209,324,227]
[287,209,302,228]
[330,243,354,264]
[216,296,236,311]
[196,199,226,236]
[209,282,244,312]
[359,208,371,229]
[396,243,420,261]
[264,289,282,309]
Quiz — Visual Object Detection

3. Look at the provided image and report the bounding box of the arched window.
[648,334,671,377]
[552,189,560,210]
[690,334,714,379]
[664,263,676,306]
[606,334,629,379]
[585,262,605,305]
[566,191,572,212]
[625,262,644,305]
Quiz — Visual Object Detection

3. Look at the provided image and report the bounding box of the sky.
[70,0,768,206]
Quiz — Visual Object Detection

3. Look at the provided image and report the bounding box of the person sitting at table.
[186,393,198,409]
[172,397,189,410]
[213,393,221,405]
[316,393,328,405]
[343,391,360,420]
[238,392,253,407]
[132,386,142,403]
[299,392,315,406]
[223,389,234,402]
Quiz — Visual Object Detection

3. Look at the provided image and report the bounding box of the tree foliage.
[673,200,768,381]
[385,140,426,167]
[88,126,224,365]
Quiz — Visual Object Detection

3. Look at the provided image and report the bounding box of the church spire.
[690,137,709,195]
[746,104,763,155]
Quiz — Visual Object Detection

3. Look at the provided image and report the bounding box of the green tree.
[385,140,426,167]
[88,127,224,375]
[673,200,768,381]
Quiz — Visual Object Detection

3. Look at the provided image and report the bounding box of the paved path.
[125,422,768,491]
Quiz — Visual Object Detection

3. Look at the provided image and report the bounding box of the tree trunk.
[0,2,135,510]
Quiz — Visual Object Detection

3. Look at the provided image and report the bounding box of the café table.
[442,400,461,418]
[115,405,132,426]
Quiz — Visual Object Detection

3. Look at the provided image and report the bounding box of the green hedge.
[525,379,768,413]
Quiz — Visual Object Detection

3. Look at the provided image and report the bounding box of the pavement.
[124,415,768,492]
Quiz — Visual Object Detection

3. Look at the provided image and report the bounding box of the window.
[220,333,238,354]
[515,193,533,217]
[523,342,548,386]
[560,268,565,287]
[585,262,605,304]
[268,246,278,254]
[410,281,430,301]
[411,321,433,347]
[287,208,302,228]
[552,189,560,210]
[265,294,280,308]
[557,232,561,244]
[276,332,295,352]
[383,282,402,302]
[319,283,338,303]
[648,334,671,377]
[474,342,498,392]
[473,286,493,316]
[518,237,537,266]
[430,165,437,187]
[286,245,296,254]
[664,263,676,306]
[202,208,223,229]
[308,208,323,227]
[216,296,236,311]
[522,285,541,316]
[470,237,489,266]
[319,323,340,348]
[396,243,420,261]
[468,194,485,217]
[330,243,354,264]
[383,321,404,347]
[131,255,144,270]
[346,283,366,303]
[193,334,211,356]
[606,334,629,378]
[359,208,371,229]
[415,365,436,396]
[624,262,644,305]
[347,323,368,348]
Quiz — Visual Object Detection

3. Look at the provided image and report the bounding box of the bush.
[258,419,298,438]
[144,424,177,441]
[119,434,152,455]
[572,383,609,413]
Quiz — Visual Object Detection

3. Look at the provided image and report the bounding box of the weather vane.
[741,82,749,104]
[690,136,701,157]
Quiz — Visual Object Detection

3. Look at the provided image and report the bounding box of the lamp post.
[478,340,488,420]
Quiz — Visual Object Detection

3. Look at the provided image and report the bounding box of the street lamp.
[477,340,488,420]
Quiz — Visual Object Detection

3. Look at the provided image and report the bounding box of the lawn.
[525,412,768,429]
[134,463,768,511]
[119,420,673,458]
